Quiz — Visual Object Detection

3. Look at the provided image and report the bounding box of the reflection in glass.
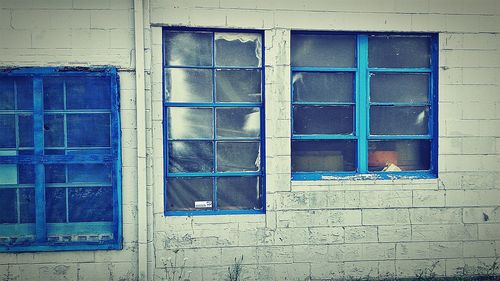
[368,140,430,171]
[216,69,261,102]
[293,72,353,102]
[168,107,213,139]
[166,177,213,211]
[293,105,354,135]
[165,68,213,102]
[215,32,262,67]
[291,34,356,67]
[292,140,356,172]
[217,177,261,210]
[164,31,212,66]
[370,106,429,135]
[168,141,214,172]
[216,107,260,138]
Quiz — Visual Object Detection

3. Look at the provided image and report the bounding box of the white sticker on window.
[195,201,212,208]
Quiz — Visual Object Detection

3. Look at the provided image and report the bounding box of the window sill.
[0,241,122,253]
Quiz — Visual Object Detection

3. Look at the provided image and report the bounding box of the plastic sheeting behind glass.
[215,33,262,67]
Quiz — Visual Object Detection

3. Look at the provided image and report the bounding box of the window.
[291,33,438,180]
[163,28,265,215]
[0,67,121,252]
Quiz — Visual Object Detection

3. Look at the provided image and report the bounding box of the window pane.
[217,177,261,210]
[0,159,17,185]
[44,114,65,148]
[18,164,34,184]
[167,107,213,139]
[165,68,213,102]
[45,164,66,183]
[168,141,213,172]
[68,187,113,222]
[68,164,112,183]
[43,77,64,110]
[215,32,262,67]
[291,34,356,67]
[0,115,16,148]
[370,73,429,103]
[46,188,66,223]
[292,140,356,172]
[370,106,429,135]
[18,114,33,147]
[0,78,15,110]
[292,72,353,103]
[0,189,17,223]
[368,140,431,171]
[164,31,212,66]
[19,188,35,223]
[67,114,110,147]
[216,107,260,138]
[293,105,354,135]
[16,78,33,110]
[369,36,431,68]
[216,69,261,103]
[217,141,260,172]
[66,77,111,110]
[166,177,213,211]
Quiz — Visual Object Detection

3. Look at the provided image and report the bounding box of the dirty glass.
[291,34,356,67]
[69,187,113,222]
[18,115,33,147]
[216,141,260,172]
[19,188,35,223]
[165,68,213,102]
[0,189,17,223]
[168,141,214,172]
[0,78,15,110]
[217,177,261,210]
[164,31,212,66]
[44,114,65,147]
[167,107,213,139]
[66,77,111,109]
[0,115,16,148]
[292,140,356,172]
[216,107,260,138]
[166,177,213,211]
[43,78,64,110]
[370,73,429,103]
[292,72,354,102]
[369,36,430,68]
[293,105,354,135]
[67,114,110,147]
[216,69,261,103]
[215,32,262,67]
[368,140,430,171]
[370,106,429,135]
[46,188,66,223]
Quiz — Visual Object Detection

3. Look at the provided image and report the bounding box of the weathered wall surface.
[148,0,500,280]
[0,0,138,280]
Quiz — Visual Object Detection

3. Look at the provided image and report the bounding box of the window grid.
[291,33,438,180]
[163,28,265,216]
[0,68,122,252]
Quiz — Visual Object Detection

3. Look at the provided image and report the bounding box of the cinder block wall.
[149,0,500,280]
[0,0,138,280]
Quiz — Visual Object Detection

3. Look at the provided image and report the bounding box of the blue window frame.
[291,32,438,180]
[163,28,265,216]
[0,67,122,252]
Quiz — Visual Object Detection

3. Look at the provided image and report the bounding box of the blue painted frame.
[0,67,122,252]
[162,27,266,216]
[291,32,438,180]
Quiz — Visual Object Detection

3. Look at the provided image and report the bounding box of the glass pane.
[292,140,356,172]
[66,77,111,110]
[216,107,260,138]
[68,164,112,183]
[43,77,64,110]
[45,164,66,183]
[46,188,66,223]
[292,72,353,102]
[217,177,262,210]
[293,105,353,135]
[370,73,429,103]
[291,34,356,67]
[0,189,17,223]
[368,140,431,171]
[168,141,213,172]
[19,188,35,223]
[68,187,113,222]
[217,141,260,172]
[370,106,429,135]
[166,177,213,211]
[16,78,33,110]
[164,30,212,66]
[369,36,431,68]
[67,114,110,147]
[165,68,213,102]
[215,32,262,67]
[0,115,16,148]
[18,114,33,147]
[0,78,15,110]
[44,114,64,147]
[216,69,261,103]
[18,164,34,184]
[0,163,17,185]
[167,107,213,139]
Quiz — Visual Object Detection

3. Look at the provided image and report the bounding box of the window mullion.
[357,35,369,173]
[33,77,47,242]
